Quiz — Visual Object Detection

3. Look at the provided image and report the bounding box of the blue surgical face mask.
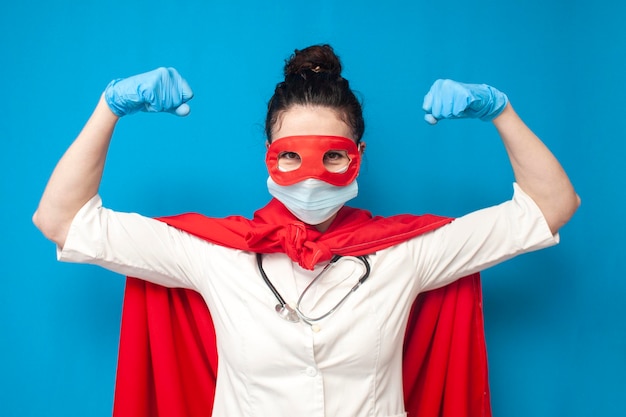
[267,177,358,225]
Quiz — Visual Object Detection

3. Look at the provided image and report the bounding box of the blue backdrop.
[1,1,624,416]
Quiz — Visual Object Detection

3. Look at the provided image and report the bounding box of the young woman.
[33,45,579,417]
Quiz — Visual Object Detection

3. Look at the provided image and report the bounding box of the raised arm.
[492,104,579,234]
[32,97,118,247]
[422,79,580,235]
[33,67,194,248]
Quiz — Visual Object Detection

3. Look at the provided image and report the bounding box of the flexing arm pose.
[422,79,580,234]
[34,70,579,248]
[33,68,193,247]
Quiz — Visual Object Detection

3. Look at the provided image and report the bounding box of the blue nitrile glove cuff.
[469,84,508,121]
[104,78,132,117]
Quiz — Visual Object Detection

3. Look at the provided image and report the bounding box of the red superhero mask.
[266,135,361,186]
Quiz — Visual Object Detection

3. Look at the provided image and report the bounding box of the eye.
[323,150,350,172]
[278,151,301,161]
[277,151,302,172]
[324,151,344,160]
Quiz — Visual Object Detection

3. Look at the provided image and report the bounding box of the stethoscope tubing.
[256,253,371,324]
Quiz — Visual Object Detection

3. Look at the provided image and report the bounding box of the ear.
[265,140,270,150]
[358,141,366,155]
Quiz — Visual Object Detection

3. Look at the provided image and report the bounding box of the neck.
[314,213,338,232]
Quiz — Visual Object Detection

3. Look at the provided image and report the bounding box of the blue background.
[1,1,624,416]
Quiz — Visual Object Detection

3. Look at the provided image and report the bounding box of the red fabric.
[266,135,361,186]
[113,199,492,417]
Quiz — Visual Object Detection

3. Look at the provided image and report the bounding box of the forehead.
[272,105,355,141]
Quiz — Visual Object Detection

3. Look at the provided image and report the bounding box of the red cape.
[113,199,492,416]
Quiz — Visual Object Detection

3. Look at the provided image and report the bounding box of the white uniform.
[58,183,557,417]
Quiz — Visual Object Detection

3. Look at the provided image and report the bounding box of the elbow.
[573,193,582,213]
[565,191,582,224]
[32,209,46,236]
[32,208,68,248]
[547,191,581,235]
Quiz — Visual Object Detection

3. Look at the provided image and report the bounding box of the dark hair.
[265,44,365,142]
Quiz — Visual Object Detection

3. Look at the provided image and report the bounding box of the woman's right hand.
[104,67,194,117]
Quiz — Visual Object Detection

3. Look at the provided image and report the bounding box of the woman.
[33,45,579,417]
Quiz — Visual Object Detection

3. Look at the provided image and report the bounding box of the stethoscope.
[256,253,371,325]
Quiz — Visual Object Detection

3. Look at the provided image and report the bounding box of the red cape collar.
[158,198,452,269]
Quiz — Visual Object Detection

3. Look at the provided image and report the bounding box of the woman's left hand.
[422,79,508,124]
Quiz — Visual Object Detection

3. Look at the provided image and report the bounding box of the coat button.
[305,366,318,377]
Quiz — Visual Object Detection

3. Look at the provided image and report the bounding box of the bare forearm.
[493,104,580,234]
[33,94,119,246]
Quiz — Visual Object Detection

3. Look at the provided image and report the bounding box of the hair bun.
[266,44,364,141]
[284,44,342,78]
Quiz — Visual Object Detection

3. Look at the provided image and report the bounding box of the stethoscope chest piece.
[257,253,371,326]
[275,303,300,323]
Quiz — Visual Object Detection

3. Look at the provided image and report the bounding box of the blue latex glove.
[104,67,194,117]
[422,79,508,125]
